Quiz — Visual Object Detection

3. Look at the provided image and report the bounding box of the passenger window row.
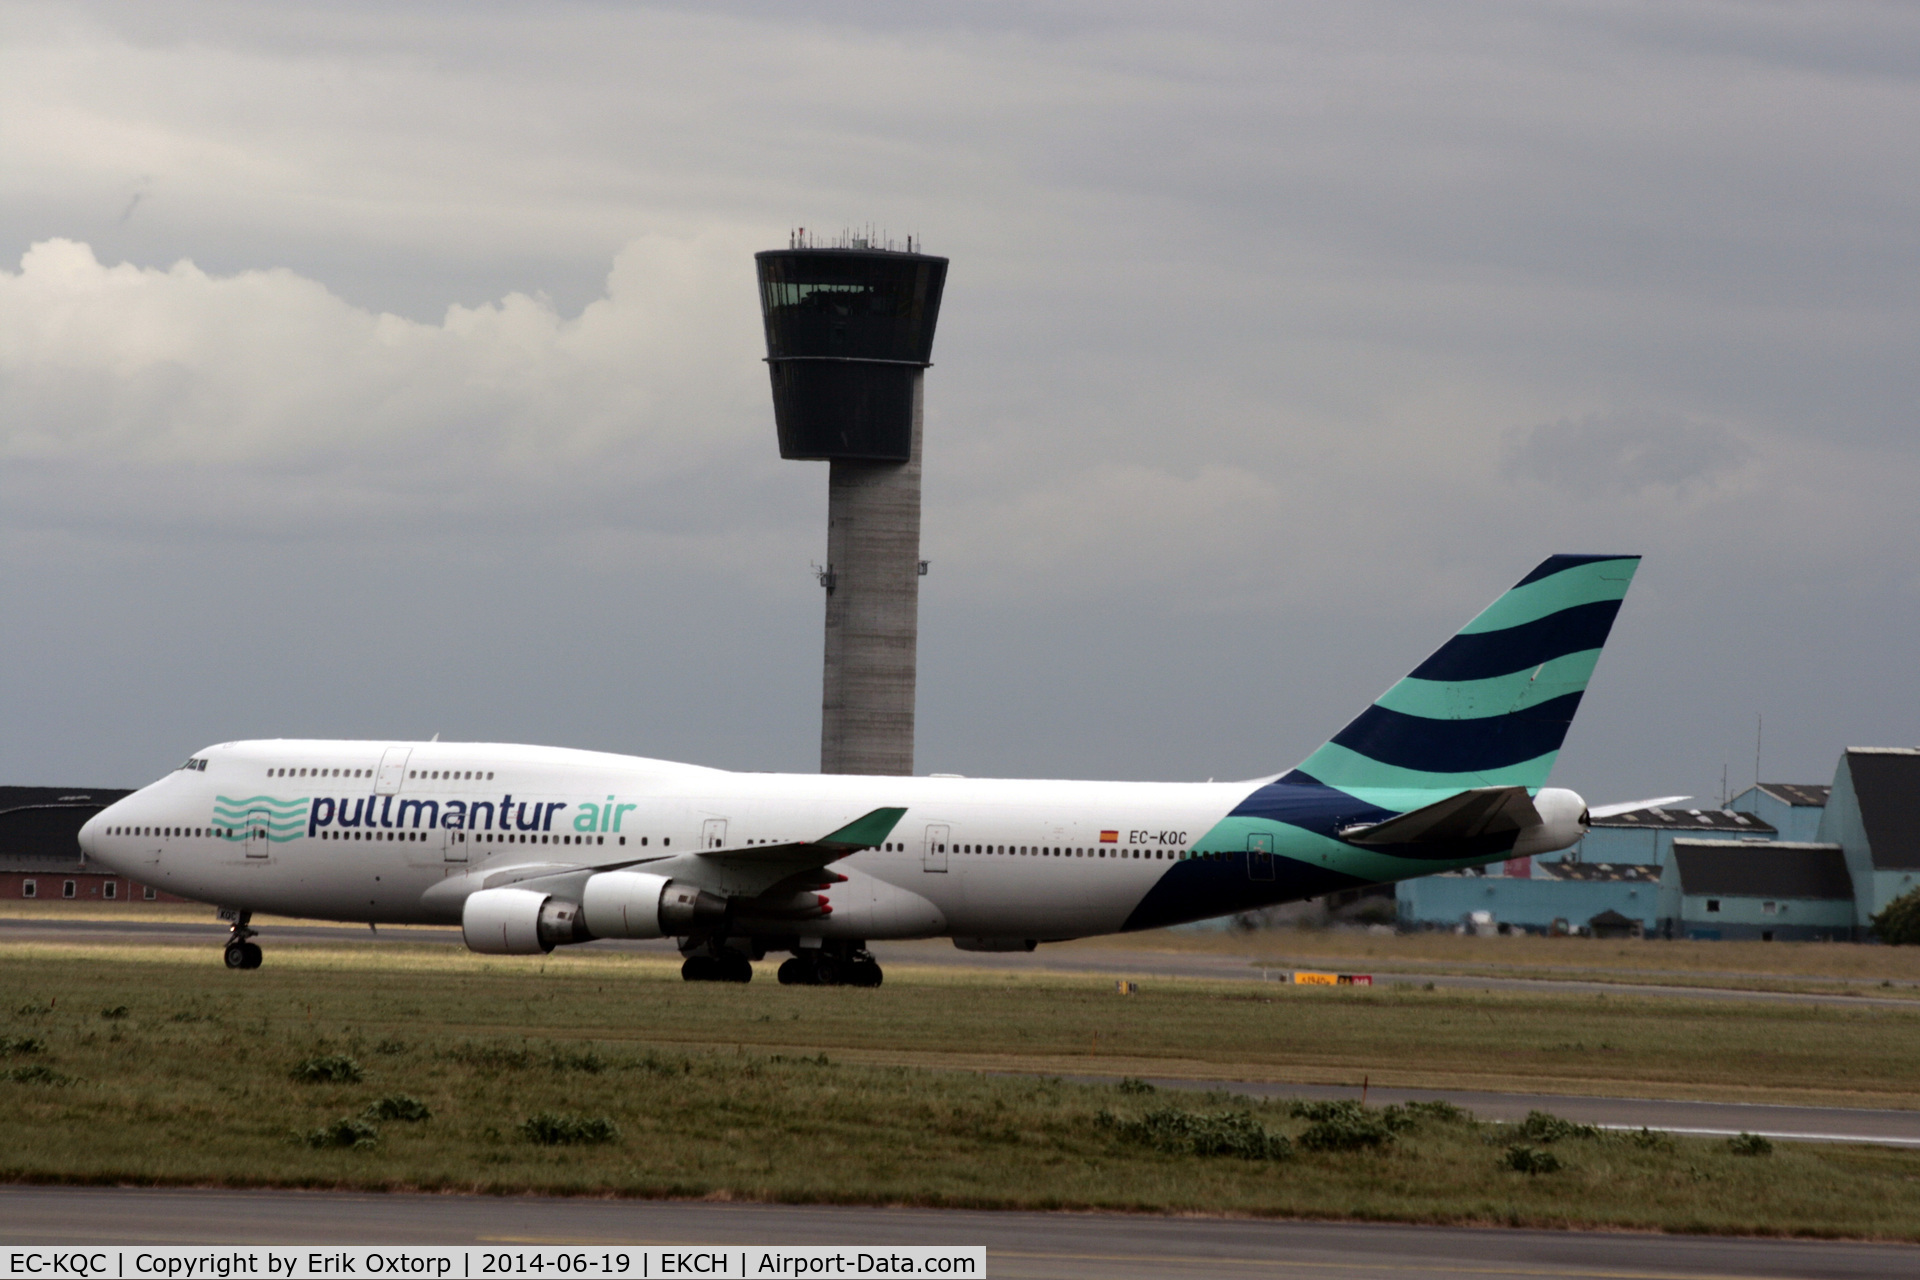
[878,841,1179,860]
[265,767,498,780]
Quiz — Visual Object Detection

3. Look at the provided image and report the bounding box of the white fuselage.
[80,739,1253,941]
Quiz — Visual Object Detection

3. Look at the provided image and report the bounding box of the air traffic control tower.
[755,235,949,776]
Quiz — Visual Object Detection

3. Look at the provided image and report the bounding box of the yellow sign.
[1292,972,1372,986]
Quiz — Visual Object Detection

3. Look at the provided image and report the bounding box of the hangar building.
[1396,746,1920,941]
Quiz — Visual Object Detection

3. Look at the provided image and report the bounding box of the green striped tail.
[1290,554,1641,796]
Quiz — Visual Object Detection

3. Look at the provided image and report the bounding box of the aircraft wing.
[1338,786,1541,847]
[437,806,908,903]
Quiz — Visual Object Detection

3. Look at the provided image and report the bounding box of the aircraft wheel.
[777,957,810,985]
[847,959,882,988]
[223,942,249,970]
[717,952,753,984]
[239,942,263,969]
[810,954,840,986]
[681,955,719,982]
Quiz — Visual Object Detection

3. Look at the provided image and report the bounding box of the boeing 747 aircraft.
[78,554,1639,986]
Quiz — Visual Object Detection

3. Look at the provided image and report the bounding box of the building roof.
[1846,748,1920,870]
[1540,861,1661,883]
[0,786,133,861]
[1755,783,1832,807]
[1588,909,1639,926]
[0,854,87,874]
[1670,840,1854,901]
[1592,806,1775,834]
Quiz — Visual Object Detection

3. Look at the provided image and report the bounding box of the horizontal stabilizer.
[1339,786,1541,846]
[1586,795,1690,820]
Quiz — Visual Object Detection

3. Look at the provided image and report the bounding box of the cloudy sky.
[3,1,1916,806]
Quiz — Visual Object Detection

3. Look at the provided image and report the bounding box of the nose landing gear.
[222,911,262,970]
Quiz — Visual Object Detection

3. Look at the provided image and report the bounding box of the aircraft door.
[442,826,468,863]
[923,824,949,873]
[376,748,411,795]
[245,809,271,859]
[701,818,728,850]
[1246,832,1274,881]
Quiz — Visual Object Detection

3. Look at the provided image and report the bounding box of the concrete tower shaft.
[755,243,948,777]
[820,381,923,776]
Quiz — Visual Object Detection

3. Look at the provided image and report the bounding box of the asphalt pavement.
[2,1187,1917,1279]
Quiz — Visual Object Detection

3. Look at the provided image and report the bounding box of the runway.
[7,916,1916,1010]
[2,1186,1916,1280]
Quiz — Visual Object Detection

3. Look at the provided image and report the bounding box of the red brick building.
[0,785,190,903]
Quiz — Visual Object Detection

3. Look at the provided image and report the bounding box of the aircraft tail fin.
[1289,554,1641,795]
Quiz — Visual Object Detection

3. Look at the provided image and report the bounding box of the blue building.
[1396,860,1662,936]
[1818,748,1920,926]
[1729,783,1831,844]
[1393,748,1919,941]
[1553,804,1776,865]
[1659,840,1855,941]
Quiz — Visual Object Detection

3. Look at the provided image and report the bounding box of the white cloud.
[0,233,774,537]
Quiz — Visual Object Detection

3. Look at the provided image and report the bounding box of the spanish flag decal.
[1099,830,1119,843]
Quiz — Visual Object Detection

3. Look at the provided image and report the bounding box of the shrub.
[444,1044,535,1071]
[1504,1144,1562,1174]
[1871,887,1920,946]
[99,1006,129,1020]
[290,1055,363,1084]
[1297,1111,1395,1152]
[1116,1077,1156,1095]
[1624,1127,1675,1152]
[550,1050,605,1074]
[363,1095,432,1122]
[1395,1099,1468,1125]
[0,1036,44,1056]
[520,1112,620,1145]
[1728,1132,1774,1156]
[1288,1099,1417,1150]
[5,1064,70,1085]
[1517,1110,1599,1143]
[305,1117,380,1149]
[1105,1105,1290,1160]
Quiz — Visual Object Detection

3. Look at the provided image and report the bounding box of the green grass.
[4,946,1920,1237]
[6,941,1920,1105]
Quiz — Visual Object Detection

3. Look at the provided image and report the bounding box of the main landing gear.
[222,911,262,970]
[777,945,882,988]
[680,948,753,983]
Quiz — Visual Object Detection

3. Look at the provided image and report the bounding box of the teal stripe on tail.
[1291,555,1640,794]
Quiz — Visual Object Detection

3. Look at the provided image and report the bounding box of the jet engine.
[1509,787,1588,858]
[461,887,590,955]
[582,870,727,939]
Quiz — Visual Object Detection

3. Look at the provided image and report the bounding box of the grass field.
[4,942,1920,1237]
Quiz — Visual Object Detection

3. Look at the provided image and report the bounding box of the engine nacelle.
[461,887,589,955]
[1510,787,1587,858]
[582,870,727,939]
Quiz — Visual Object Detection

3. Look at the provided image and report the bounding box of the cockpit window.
[178,758,209,772]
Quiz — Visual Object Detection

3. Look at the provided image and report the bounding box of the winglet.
[818,807,908,851]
